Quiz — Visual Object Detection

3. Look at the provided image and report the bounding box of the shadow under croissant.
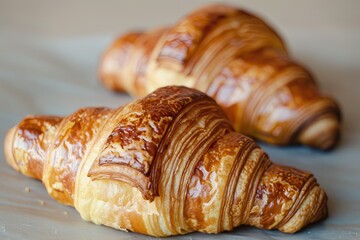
[5,86,328,237]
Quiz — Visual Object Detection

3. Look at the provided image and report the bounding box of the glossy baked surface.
[5,86,327,236]
[100,4,341,150]
[1,1,359,239]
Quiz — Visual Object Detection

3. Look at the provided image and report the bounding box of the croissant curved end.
[280,186,328,233]
[99,32,143,92]
[4,126,18,171]
[298,116,340,150]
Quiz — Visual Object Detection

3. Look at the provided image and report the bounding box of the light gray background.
[0,1,359,239]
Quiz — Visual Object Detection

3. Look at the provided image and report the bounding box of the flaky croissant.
[5,86,327,237]
[100,4,341,150]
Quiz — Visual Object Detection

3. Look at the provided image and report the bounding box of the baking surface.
[0,1,359,239]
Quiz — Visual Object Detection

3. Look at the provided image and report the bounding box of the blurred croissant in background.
[100,4,341,150]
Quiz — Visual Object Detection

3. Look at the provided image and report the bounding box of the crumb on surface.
[24,187,30,192]
[63,211,68,215]
[38,199,45,206]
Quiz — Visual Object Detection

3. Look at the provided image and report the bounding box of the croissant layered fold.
[100,4,341,149]
[5,86,327,236]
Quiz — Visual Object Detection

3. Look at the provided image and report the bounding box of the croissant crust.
[100,4,341,150]
[5,86,327,236]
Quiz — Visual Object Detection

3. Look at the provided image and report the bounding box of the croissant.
[100,4,341,150]
[5,86,327,237]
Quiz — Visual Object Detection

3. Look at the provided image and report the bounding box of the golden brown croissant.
[100,4,341,150]
[5,86,327,237]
